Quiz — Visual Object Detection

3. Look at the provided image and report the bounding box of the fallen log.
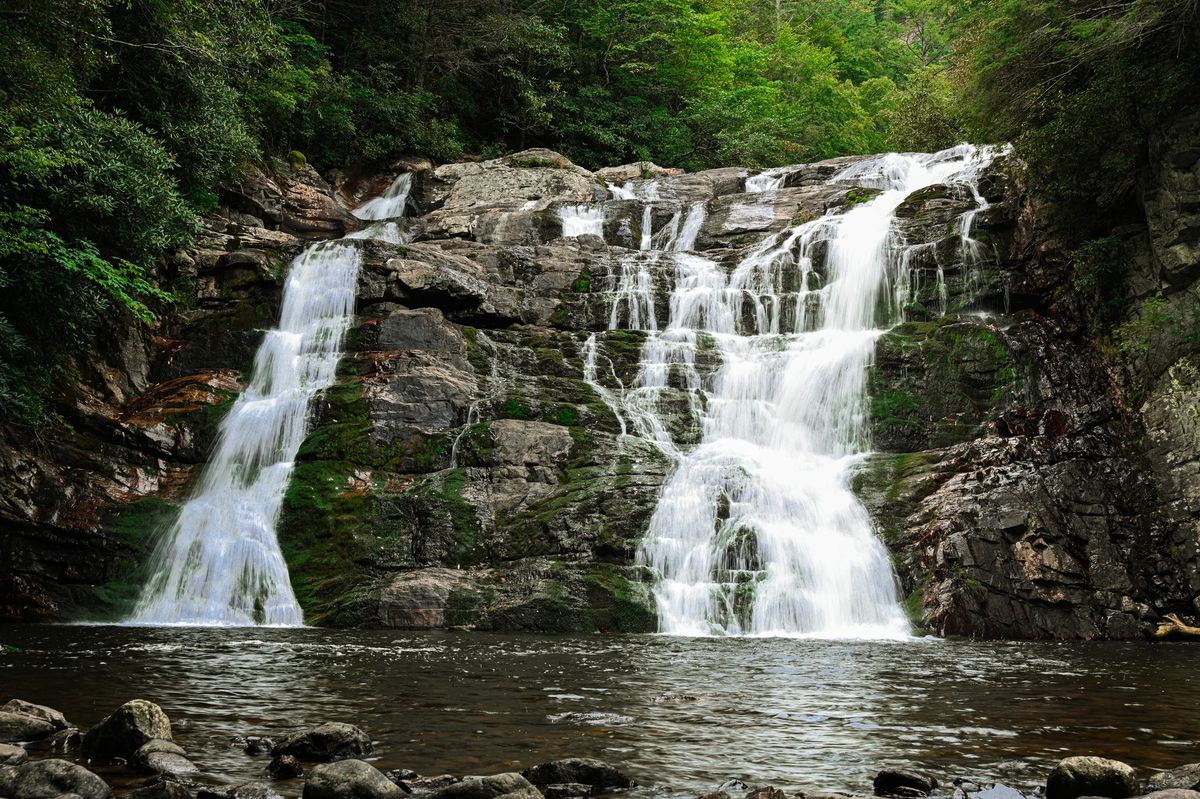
[1153,613,1200,640]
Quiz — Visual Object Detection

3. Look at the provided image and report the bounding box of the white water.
[591,146,1000,638]
[131,174,413,626]
[559,204,605,238]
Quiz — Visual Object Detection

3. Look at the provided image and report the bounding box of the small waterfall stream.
[130,174,413,626]
[589,145,1000,637]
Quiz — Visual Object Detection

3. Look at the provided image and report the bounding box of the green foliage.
[961,0,1199,229]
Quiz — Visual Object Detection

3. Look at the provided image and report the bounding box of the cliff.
[1,115,1198,638]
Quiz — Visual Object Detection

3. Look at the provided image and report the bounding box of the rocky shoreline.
[1,698,1198,799]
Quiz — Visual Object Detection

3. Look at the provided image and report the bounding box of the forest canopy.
[0,0,1197,423]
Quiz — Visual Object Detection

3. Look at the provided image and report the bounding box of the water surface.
[1,626,1196,795]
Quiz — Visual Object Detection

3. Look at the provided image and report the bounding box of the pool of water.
[1,626,1196,796]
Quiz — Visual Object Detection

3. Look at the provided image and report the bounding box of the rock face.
[2,124,1200,638]
[1045,757,1138,799]
[0,758,112,799]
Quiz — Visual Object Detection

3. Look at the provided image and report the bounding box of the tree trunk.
[1153,613,1200,640]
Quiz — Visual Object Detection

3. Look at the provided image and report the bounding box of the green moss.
[287,150,307,168]
[91,497,181,619]
[870,387,921,428]
[544,405,578,426]
[845,187,881,206]
[572,268,591,293]
[502,396,532,419]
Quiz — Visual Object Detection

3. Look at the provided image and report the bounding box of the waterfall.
[558,204,604,238]
[130,174,412,626]
[593,146,999,637]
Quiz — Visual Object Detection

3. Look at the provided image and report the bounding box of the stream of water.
[2,626,1196,796]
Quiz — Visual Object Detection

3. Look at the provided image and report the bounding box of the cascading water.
[593,145,1001,638]
[130,174,413,626]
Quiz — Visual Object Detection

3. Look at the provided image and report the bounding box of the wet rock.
[541,784,593,799]
[397,776,459,797]
[2,701,69,731]
[269,754,305,780]
[385,771,419,784]
[197,783,284,799]
[272,723,372,762]
[134,739,197,776]
[746,788,786,799]
[719,780,750,795]
[0,710,57,742]
[430,773,541,799]
[698,792,732,799]
[125,778,194,799]
[521,759,634,791]
[1046,757,1138,799]
[82,700,173,760]
[0,758,112,799]
[874,769,939,797]
[303,760,408,799]
[243,737,276,756]
[37,728,82,755]
[0,741,29,765]
[1146,765,1200,793]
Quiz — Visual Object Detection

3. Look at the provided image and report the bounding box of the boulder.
[0,741,29,765]
[1140,792,1200,799]
[698,792,732,799]
[1146,765,1200,793]
[125,779,195,799]
[521,760,634,791]
[134,739,197,776]
[1046,757,1138,799]
[874,770,939,797]
[0,710,56,742]
[2,701,69,730]
[196,783,284,799]
[430,774,541,799]
[0,758,112,799]
[82,700,173,760]
[272,723,371,762]
[269,754,304,779]
[303,760,407,799]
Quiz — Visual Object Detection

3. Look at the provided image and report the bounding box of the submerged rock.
[0,758,112,799]
[302,761,410,799]
[82,700,173,760]
[541,784,593,799]
[1046,757,1138,799]
[241,737,276,756]
[272,723,371,762]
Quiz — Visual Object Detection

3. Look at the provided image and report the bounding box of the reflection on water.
[0,626,1196,795]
